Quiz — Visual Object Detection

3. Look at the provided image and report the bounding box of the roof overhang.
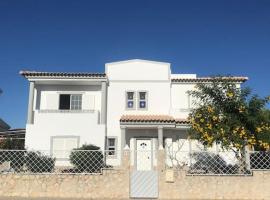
[120,115,190,129]
[20,71,107,85]
[171,76,248,84]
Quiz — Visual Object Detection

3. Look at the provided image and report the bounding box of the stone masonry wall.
[159,170,270,200]
[0,169,129,199]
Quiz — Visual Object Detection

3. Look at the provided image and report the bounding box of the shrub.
[0,138,25,150]
[69,144,104,173]
[189,152,239,174]
[25,151,55,173]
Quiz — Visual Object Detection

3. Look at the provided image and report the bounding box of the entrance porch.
[120,115,190,171]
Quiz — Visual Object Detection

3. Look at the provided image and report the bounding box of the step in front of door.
[130,171,158,198]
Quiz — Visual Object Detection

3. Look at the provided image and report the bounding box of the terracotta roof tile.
[171,76,248,83]
[175,118,190,124]
[120,115,190,125]
[20,71,106,79]
[120,115,175,123]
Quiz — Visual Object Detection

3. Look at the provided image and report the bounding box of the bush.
[69,144,104,173]
[25,151,55,173]
[0,138,25,150]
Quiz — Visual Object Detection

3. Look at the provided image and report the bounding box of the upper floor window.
[126,91,135,109]
[138,91,147,109]
[59,94,82,110]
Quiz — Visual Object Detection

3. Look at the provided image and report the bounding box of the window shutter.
[52,138,65,159]
[82,95,95,110]
[52,137,79,159]
[46,94,59,110]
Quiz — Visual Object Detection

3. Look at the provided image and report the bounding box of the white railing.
[38,109,95,113]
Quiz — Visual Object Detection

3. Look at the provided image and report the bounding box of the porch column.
[27,81,35,124]
[121,127,129,149]
[101,81,107,124]
[158,126,164,149]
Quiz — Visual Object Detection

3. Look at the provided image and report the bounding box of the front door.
[136,139,152,171]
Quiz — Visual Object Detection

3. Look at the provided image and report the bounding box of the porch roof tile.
[120,115,190,125]
[175,118,190,124]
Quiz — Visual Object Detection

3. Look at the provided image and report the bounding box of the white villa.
[21,59,248,169]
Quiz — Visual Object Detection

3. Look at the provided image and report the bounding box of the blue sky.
[0,0,269,128]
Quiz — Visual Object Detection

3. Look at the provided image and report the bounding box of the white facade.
[22,59,247,168]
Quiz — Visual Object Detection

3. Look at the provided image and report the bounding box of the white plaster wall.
[26,111,105,150]
[106,59,170,81]
[26,84,105,151]
[105,60,172,164]
[170,83,196,119]
[106,81,171,146]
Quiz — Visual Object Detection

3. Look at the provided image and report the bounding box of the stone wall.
[159,170,270,200]
[0,169,129,199]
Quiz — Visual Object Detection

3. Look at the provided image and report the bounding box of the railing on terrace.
[0,150,119,174]
[166,150,270,175]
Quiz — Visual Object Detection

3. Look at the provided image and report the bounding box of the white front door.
[136,139,152,171]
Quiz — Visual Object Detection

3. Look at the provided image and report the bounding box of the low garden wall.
[1,150,270,199]
[0,169,129,199]
[1,170,270,199]
[159,170,270,200]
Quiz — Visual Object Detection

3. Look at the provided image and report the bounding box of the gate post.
[157,149,165,171]
[121,150,130,170]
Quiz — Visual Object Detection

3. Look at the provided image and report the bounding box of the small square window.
[138,91,147,109]
[126,91,135,109]
[108,138,115,146]
[140,101,146,108]
[106,137,117,157]
[139,92,146,100]
[127,92,134,100]
[127,101,134,108]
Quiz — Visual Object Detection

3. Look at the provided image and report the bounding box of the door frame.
[134,138,154,171]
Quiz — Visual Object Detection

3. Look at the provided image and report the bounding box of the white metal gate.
[130,139,158,198]
[130,171,158,198]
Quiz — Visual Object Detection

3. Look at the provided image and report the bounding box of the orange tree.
[188,77,270,152]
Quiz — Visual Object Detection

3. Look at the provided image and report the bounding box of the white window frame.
[50,135,80,161]
[106,137,117,158]
[59,94,82,110]
[70,94,82,110]
[126,91,136,110]
[137,91,148,110]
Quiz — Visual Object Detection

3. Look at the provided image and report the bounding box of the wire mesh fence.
[250,151,270,170]
[1,149,270,175]
[166,150,258,175]
[0,150,117,174]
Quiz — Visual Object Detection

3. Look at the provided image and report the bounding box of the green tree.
[188,76,270,152]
